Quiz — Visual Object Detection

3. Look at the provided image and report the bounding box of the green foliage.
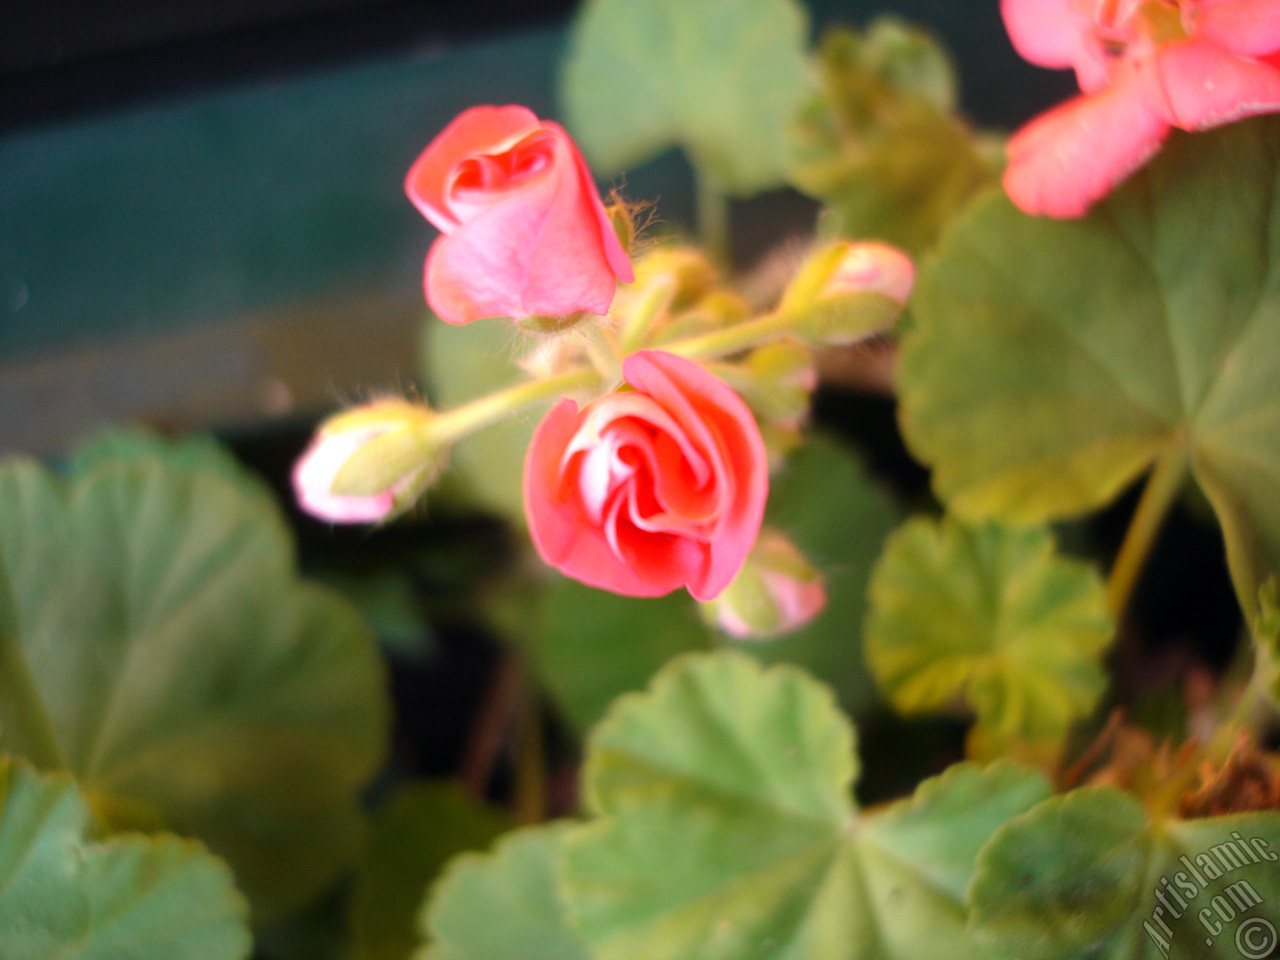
[562,0,811,196]
[970,786,1280,959]
[559,651,1051,960]
[0,449,390,922]
[0,755,252,960]
[507,435,896,731]
[865,516,1113,757]
[350,782,509,960]
[786,22,995,255]
[418,823,592,960]
[900,117,1280,630]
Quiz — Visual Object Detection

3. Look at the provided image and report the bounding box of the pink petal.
[1001,0,1087,69]
[524,399,690,597]
[1146,39,1280,129]
[1194,0,1280,58]
[404,105,540,232]
[1004,75,1170,218]
[518,126,633,316]
[623,352,768,601]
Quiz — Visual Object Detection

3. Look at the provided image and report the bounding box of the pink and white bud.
[293,400,439,524]
[702,529,826,639]
[780,240,915,346]
[824,241,915,306]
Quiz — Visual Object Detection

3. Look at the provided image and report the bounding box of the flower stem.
[430,367,601,445]
[662,310,793,361]
[620,278,674,354]
[1106,445,1189,620]
[694,164,731,266]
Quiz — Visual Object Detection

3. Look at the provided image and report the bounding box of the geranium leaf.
[560,651,1051,960]
[0,450,389,922]
[562,0,811,196]
[787,25,994,255]
[0,755,252,960]
[419,823,592,960]
[970,786,1280,959]
[865,516,1113,757]
[349,781,509,960]
[899,117,1280,629]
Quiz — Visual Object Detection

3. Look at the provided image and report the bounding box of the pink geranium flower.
[524,350,768,601]
[405,105,634,324]
[1002,0,1280,217]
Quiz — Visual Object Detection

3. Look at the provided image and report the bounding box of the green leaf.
[0,452,390,922]
[562,0,811,196]
[0,755,252,960]
[899,117,1280,628]
[420,823,592,960]
[560,651,1051,960]
[530,580,714,733]
[970,786,1280,960]
[350,782,509,960]
[865,516,1113,757]
[66,428,277,509]
[787,26,994,256]
[511,434,896,732]
[857,16,957,114]
[421,316,543,525]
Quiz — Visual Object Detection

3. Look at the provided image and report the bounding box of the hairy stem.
[430,367,601,445]
[661,310,793,360]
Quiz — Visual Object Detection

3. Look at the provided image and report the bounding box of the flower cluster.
[293,105,912,625]
[1002,0,1280,218]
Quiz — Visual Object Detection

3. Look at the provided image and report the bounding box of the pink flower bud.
[824,241,915,306]
[293,401,438,524]
[703,530,826,639]
[405,105,634,325]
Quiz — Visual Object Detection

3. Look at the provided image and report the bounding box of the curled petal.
[405,105,540,231]
[1001,0,1087,69]
[1004,76,1169,218]
[524,351,768,601]
[1194,0,1280,58]
[1147,39,1280,130]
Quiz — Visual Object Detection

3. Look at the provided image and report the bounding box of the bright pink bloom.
[524,350,768,601]
[405,105,634,325]
[1002,0,1280,217]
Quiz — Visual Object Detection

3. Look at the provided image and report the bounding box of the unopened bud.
[293,400,442,524]
[702,530,826,639]
[781,240,914,345]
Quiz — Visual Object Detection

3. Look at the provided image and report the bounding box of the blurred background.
[11,0,1241,808]
[0,0,1071,458]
